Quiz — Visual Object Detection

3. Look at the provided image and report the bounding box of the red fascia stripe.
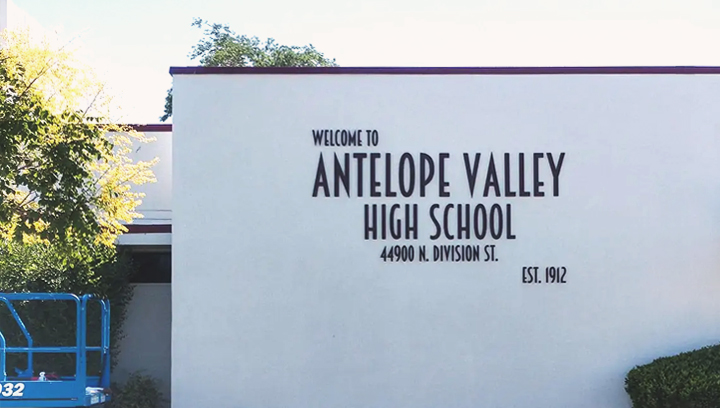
[124,224,172,234]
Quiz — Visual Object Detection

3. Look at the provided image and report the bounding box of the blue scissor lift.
[0,293,112,407]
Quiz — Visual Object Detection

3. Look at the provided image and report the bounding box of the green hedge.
[0,241,135,377]
[625,343,720,408]
[107,371,167,408]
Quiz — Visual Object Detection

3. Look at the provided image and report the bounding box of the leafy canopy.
[0,239,135,374]
[0,29,157,251]
[160,18,337,121]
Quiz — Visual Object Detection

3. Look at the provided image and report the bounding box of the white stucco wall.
[116,127,172,246]
[171,71,720,408]
[114,284,171,406]
[126,129,172,225]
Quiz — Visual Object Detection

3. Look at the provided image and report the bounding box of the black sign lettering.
[310,129,566,264]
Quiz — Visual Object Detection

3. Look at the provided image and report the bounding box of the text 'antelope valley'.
[310,129,566,263]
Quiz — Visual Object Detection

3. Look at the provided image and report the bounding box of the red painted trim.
[169,66,720,76]
[124,224,172,234]
[124,124,172,132]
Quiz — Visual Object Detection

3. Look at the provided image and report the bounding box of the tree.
[0,28,157,254]
[0,239,136,375]
[160,18,337,121]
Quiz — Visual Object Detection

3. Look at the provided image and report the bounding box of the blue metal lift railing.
[0,293,111,407]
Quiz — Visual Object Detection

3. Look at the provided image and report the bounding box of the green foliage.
[160,17,338,121]
[107,371,166,408]
[187,18,337,68]
[0,240,135,376]
[625,343,720,408]
[0,58,108,245]
[0,29,157,249]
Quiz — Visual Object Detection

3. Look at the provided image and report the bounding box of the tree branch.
[82,85,104,118]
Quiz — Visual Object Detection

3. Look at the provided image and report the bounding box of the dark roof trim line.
[125,224,172,234]
[170,66,720,76]
[125,124,172,132]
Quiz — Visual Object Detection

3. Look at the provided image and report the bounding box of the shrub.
[107,371,166,408]
[625,343,720,408]
[0,241,136,377]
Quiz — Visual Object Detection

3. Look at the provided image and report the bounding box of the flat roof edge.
[125,224,172,234]
[125,124,172,132]
[169,66,720,76]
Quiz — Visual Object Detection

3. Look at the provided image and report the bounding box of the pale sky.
[13,0,720,124]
